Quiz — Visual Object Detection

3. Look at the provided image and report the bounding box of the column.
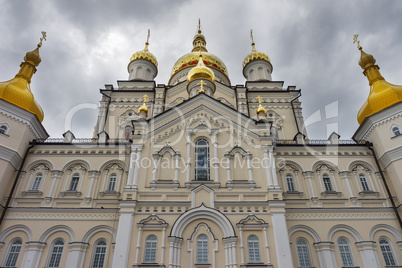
[303,171,316,198]
[65,242,89,268]
[268,147,279,188]
[126,145,138,186]
[366,171,376,191]
[132,144,144,189]
[212,131,220,184]
[47,171,62,199]
[134,227,142,265]
[263,226,271,263]
[340,172,356,203]
[294,171,301,192]
[174,153,180,184]
[317,171,324,192]
[246,152,254,183]
[280,171,286,190]
[39,169,49,192]
[24,170,34,191]
[112,210,134,268]
[356,241,381,267]
[262,146,274,188]
[87,171,98,198]
[314,242,337,268]
[101,170,109,192]
[238,227,245,265]
[224,153,232,183]
[20,242,46,268]
[78,170,86,192]
[330,171,339,192]
[269,204,294,268]
[152,154,159,183]
[186,131,192,183]
[353,171,362,192]
[63,170,72,191]
[161,227,166,265]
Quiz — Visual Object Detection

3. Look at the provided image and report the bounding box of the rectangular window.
[359,174,370,191]
[108,175,117,191]
[286,175,295,191]
[69,177,79,191]
[31,174,42,191]
[323,176,333,191]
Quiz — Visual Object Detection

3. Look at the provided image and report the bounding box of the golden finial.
[197,80,207,93]
[143,94,148,105]
[353,34,362,50]
[256,95,262,104]
[138,94,149,114]
[146,29,150,45]
[38,31,47,47]
[198,18,202,33]
[256,95,266,115]
[250,29,254,45]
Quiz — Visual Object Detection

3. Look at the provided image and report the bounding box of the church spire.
[354,34,402,124]
[192,19,208,52]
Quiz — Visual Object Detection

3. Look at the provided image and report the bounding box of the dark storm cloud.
[0,0,401,139]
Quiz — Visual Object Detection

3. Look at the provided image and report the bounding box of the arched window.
[144,235,157,263]
[3,239,22,267]
[359,174,370,191]
[31,173,43,191]
[322,174,333,192]
[47,240,64,268]
[124,125,132,141]
[392,127,401,137]
[296,238,312,267]
[338,238,354,267]
[247,235,261,263]
[196,234,208,264]
[0,125,8,134]
[107,173,117,191]
[379,238,397,266]
[286,174,295,191]
[92,240,107,268]
[195,139,210,181]
[69,173,80,191]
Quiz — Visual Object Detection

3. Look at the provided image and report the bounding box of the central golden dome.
[187,55,215,83]
[169,23,228,84]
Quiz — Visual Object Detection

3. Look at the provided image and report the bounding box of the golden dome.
[243,30,271,68]
[138,94,149,114]
[169,21,229,84]
[0,33,46,122]
[187,55,215,83]
[356,48,402,124]
[128,30,158,70]
[256,96,266,115]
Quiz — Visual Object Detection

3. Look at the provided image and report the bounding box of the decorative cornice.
[0,144,23,169]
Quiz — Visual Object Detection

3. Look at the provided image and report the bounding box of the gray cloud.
[0,0,401,139]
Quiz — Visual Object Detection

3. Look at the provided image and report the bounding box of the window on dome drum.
[379,238,397,266]
[92,240,107,268]
[359,174,370,191]
[196,234,209,264]
[144,235,157,263]
[69,173,79,191]
[296,238,311,267]
[4,239,22,267]
[322,174,333,192]
[247,235,261,263]
[107,173,117,191]
[392,126,401,136]
[195,139,210,181]
[31,173,42,191]
[338,238,354,267]
[48,240,64,268]
[0,125,7,134]
[286,174,295,191]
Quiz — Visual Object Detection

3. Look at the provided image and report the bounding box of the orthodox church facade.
[0,26,401,268]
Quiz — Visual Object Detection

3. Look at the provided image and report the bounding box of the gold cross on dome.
[142,94,148,104]
[146,29,150,44]
[197,80,206,93]
[38,31,47,47]
[250,29,254,44]
[256,95,262,104]
[353,34,362,50]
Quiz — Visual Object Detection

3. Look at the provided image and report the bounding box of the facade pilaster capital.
[68,242,89,250]
[25,241,47,249]
[261,145,273,153]
[313,241,334,250]
[355,241,377,249]
[302,171,314,178]
[131,144,144,152]
[88,170,100,178]
[168,236,183,245]
[51,170,63,178]
[339,171,351,179]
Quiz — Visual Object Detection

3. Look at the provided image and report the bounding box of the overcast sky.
[1,0,401,140]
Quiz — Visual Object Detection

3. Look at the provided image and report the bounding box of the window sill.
[21,190,43,197]
[283,191,303,197]
[240,264,273,268]
[150,180,179,190]
[195,264,211,268]
[186,181,220,189]
[226,181,256,190]
[60,191,82,197]
[321,191,342,197]
[99,191,120,197]
[358,191,379,197]
[132,264,165,268]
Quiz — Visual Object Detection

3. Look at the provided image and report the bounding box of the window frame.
[379,237,397,266]
[144,235,158,263]
[286,173,295,192]
[3,238,23,268]
[107,173,117,191]
[47,239,64,268]
[196,234,209,264]
[31,173,43,191]
[322,173,333,192]
[247,235,261,263]
[337,237,354,267]
[91,239,108,268]
[359,173,370,192]
[194,139,210,181]
[295,238,312,267]
[69,173,80,191]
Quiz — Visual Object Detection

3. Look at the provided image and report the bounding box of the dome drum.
[243,60,273,81]
[128,59,158,81]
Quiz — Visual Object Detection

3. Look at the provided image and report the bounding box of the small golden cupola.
[128,29,158,81]
[0,32,46,122]
[256,95,267,119]
[187,54,216,97]
[138,94,149,119]
[243,30,273,81]
[353,34,402,124]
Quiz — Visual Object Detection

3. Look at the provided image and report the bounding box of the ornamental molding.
[378,146,402,169]
[0,144,23,169]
